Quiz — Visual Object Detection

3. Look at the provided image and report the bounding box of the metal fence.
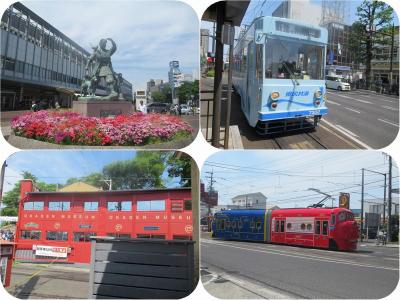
[89,237,196,299]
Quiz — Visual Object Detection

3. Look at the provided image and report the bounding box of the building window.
[46,231,68,241]
[23,201,44,211]
[107,201,131,212]
[20,230,41,240]
[49,201,70,211]
[84,202,98,211]
[137,200,165,212]
[73,232,96,242]
[184,200,192,211]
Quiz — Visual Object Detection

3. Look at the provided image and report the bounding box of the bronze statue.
[80,38,124,101]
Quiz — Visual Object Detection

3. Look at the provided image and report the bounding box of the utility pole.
[361,168,364,242]
[0,161,7,225]
[205,170,216,215]
[387,156,392,242]
[389,23,395,91]
[383,174,387,226]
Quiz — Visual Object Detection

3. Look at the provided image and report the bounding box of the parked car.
[146,102,169,114]
[180,104,190,115]
[325,75,351,91]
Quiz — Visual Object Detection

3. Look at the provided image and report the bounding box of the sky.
[22,0,199,91]
[2,150,183,195]
[201,151,399,210]
[201,0,399,53]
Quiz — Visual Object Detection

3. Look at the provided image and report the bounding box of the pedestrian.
[138,100,147,114]
[178,104,182,116]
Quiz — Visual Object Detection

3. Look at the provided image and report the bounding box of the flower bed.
[11,111,193,146]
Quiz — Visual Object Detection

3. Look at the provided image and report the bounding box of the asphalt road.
[324,89,399,149]
[6,263,89,299]
[200,76,399,149]
[201,235,399,299]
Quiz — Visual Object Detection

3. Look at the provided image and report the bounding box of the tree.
[102,152,166,190]
[1,171,57,216]
[166,152,192,187]
[176,80,199,103]
[65,173,107,190]
[151,91,167,103]
[349,1,394,88]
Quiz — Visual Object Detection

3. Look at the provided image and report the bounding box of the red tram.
[15,180,193,263]
[212,207,359,251]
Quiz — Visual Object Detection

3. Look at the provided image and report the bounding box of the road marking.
[377,118,399,127]
[335,124,359,137]
[382,105,399,111]
[202,240,398,271]
[321,119,372,149]
[350,91,396,102]
[383,257,399,261]
[344,107,361,114]
[327,92,372,104]
[327,101,341,106]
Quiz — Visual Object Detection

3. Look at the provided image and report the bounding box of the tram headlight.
[271,102,278,109]
[270,91,280,100]
[314,90,322,98]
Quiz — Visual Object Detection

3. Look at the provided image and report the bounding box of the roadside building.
[231,192,267,209]
[15,180,192,263]
[1,2,133,111]
[200,28,209,57]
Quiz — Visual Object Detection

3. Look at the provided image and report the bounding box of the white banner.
[34,245,68,258]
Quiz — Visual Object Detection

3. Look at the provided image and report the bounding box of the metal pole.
[387,156,392,242]
[383,174,386,226]
[211,2,225,147]
[361,168,364,242]
[389,23,395,92]
[0,161,7,210]
[224,23,234,149]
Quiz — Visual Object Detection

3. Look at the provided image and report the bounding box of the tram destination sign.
[275,21,321,38]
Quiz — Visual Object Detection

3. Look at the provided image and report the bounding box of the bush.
[207,69,215,77]
[12,111,193,146]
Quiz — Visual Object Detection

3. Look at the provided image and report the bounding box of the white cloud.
[23,0,199,90]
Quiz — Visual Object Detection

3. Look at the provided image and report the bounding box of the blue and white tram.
[232,16,328,135]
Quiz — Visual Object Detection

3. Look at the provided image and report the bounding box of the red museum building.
[15,180,193,263]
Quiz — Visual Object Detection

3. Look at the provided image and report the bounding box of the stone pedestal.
[72,100,134,117]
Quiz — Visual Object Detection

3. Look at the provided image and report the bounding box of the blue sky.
[22,0,199,90]
[201,151,399,210]
[2,151,183,194]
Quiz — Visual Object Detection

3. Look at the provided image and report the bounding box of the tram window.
[330,214,336,225]
[107,233,131,238]
[347,213,354,220]
[280,221,285,232]
[232,221,236,228]
[306,224,312,231]
[84,202,98,211]
[184,200,192,211]
[256,221,262,230]
[108,201,132,211]
[46,231,68,241]
[315,221,321,234]
[49,201,70,211]
[226,221,231,229]
[287,223,292,230]
[238,221,243,228]
[256,44,263,80]
[23,201,44,211]
[137,234,151,238]
[220,220,225,230]
[300,223,306,230]
[275,220,279,232]
[322,221,328,235]
[20,230,41,240]
[338,211,346,222]
[250,221,256,229]
[73,232,96,242]
[137,200,165,211]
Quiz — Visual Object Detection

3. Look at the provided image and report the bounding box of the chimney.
[20,179,34,200]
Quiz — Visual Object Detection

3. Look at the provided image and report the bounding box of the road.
[201,235,399,299]
[6,262,89,299]
[200,77,399,149]
[325,89,399,149]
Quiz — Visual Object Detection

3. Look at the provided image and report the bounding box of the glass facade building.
[1,3,133,111]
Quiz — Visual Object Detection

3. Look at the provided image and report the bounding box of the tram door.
[314,219,329,248]
[272,218,285,244]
